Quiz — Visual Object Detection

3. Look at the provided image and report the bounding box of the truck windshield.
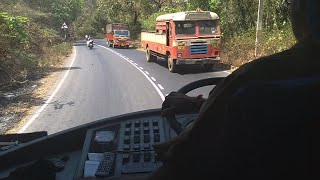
[198,20,219,35]
[175,21,196,36]
[114,30,129,37]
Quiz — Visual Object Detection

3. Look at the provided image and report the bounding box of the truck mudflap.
[176,57,220,65]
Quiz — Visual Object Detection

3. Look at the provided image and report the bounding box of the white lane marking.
[157,84,164,90]
[213,68,231,74]
[19,47,77,133]
[129,60,133,62]
[97,45,165,101]
[145,71,149,75]
[139,67,144,70]
[151,77,156,81]
[134,63,138,66]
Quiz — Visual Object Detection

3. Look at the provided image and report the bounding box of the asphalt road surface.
[23,39,230,134]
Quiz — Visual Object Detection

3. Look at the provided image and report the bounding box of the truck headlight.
[178,41,186,50]
[178,45,185,50]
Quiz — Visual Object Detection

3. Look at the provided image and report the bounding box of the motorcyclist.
[86,35,94,47]
[151,0,320,179]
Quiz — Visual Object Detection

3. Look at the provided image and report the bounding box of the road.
[23,39,229,134]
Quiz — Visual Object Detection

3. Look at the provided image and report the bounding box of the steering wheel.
[165,77,225,134]
[177,77,225,94]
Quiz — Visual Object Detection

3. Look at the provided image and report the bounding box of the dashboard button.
[133,144,140,150]
[122,153,130,164]
[144,152,151,162]
[144,135,150,143]
[124,136,130,144]
[134,128,140,135]
[123,144,130,151]
[143,120,149,127]
[153,126,159,134]
[133,153,140,162]
[143,144,150,150]
[134,121,140,127]
[152,120,158,126]
[154,134,160,142]
[125,122,131,128]
[143,127,150,134]
[125,128,131,135]
[134,135,140,143]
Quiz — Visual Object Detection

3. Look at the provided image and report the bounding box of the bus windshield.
[175,21,196,36]
[114,30,129,37]
[198,20,219,35]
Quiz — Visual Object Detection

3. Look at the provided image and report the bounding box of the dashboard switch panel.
[118,118,166,175]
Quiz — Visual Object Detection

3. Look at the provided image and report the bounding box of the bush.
[0,9,72,86]
[221,25,296,67]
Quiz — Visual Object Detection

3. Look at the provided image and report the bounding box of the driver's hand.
[161,92,205,117]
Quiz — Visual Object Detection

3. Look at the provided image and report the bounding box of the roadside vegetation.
[0,0,81,88]
[0,0,297,133]
[0,0,297,88]
[78,0,296,67]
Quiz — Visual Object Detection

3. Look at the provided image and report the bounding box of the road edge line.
[18,47,77,133]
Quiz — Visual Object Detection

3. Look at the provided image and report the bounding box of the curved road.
[23,40,229,134]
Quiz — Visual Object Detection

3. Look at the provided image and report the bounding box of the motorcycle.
[87,39,94,49]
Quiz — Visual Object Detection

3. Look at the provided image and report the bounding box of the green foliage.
[74,0,188,38]
[51,0,84,23]
[0,12,29,45]
[142,6,184,31]
[0,0,78,85]
[262,24,296,54]
[188,0,210,11]
[0,0,298,85]
[221,26,296,66]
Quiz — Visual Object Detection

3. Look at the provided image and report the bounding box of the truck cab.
[106,23,131,49]
[141,10,221,72]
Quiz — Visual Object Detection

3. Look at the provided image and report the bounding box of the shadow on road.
[46,67,81,72]
[52,100,75,110]
[154,58,232,75]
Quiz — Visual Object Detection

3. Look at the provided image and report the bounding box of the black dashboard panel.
[0,109,196,180]
[74,114,196,179]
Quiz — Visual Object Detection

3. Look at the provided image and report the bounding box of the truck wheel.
[202,64,213,72]
[146,47,156,62]
[109,43,112,47]
[167,54,178,73]
[126,45,129,49]
[112,44,116,48]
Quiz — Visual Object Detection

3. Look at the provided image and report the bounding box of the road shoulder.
[3,47,76,134]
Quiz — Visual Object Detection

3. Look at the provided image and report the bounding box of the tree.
[188,0,210,11]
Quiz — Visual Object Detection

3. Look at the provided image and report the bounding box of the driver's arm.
[161,92,206,117]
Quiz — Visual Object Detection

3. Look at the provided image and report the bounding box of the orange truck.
[141,10,221,72]
[106,23,131,48]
